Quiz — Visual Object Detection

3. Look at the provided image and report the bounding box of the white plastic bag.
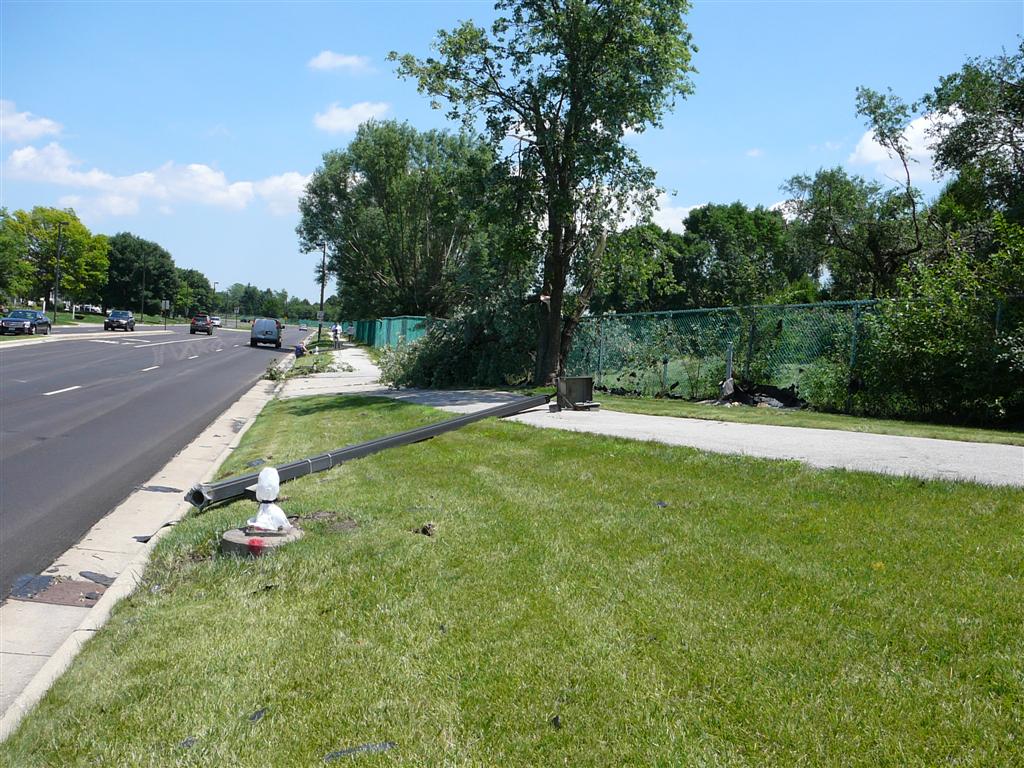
[247,467,292,532]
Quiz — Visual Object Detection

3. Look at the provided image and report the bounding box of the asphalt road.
[0,324,303,596]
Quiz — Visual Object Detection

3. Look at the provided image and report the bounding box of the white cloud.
[313,101,390,133]
[308,51,371,72]
[847,112,954,183]
[6,141,307,217]
[1,100,62,143]
[253,171,312,215]
[652,193,697,233]
[745,148,764,158]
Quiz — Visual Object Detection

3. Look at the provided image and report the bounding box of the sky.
[2,0,1021,302]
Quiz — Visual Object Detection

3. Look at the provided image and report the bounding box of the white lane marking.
[43,385,81,396]
[132,339,199,348]
[188,355,199,360]
[89,339,121,345]
[133,339,153,343]
[140,365,159,372]
[233,344,239,347]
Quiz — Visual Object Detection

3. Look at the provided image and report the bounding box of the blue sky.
[3,1,1021,302]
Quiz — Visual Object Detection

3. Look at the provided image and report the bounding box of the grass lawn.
[525,389,1024,447]
[3,396,1021,766]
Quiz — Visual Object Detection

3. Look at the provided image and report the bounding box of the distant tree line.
[0,212,323,320]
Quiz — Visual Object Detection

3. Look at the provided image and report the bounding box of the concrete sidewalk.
[279,343,1024,488]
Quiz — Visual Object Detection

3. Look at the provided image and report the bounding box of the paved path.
[278,344,1024,488]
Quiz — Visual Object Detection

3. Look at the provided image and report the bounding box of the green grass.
[3,395,1022,766]
[524,388,1024,446]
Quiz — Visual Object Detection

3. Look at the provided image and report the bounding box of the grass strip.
[2,395,1021,766]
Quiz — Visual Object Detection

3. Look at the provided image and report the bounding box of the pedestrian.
[331,322,341,350]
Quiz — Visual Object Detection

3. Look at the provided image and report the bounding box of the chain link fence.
[565,301,877,401]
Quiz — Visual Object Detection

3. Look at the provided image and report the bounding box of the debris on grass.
[179,736,197,749]
[412,522,436,537]
[550,715,563,730]
[249,708,267,722]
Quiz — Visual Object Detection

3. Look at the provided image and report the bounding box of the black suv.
[1,309,51,335]
[190,314,214,335]
[104,310,136,331]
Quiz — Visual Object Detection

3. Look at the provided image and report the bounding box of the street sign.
[316,311,325,321]
[161,299,170,310]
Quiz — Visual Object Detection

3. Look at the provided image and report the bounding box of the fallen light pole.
[185,394,551,510]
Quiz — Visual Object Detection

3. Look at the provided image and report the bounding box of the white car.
[210,316,222,327]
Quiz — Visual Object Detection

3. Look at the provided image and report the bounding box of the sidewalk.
[279,343,1024,488]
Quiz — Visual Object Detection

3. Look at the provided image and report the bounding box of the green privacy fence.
[565,301,877,401]
[347,316,431,348]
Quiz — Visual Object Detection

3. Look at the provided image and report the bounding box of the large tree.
[298,120,510,320]
[0,208,34,300]
[392,0,697,384]
[102,232,178,314]
[0,207,108,306]
[176,268,214,317]
[678,202,803,307]
[922,42,1024,223]
[783,168,923,299]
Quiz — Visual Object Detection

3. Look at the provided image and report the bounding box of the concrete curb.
[0,351,296,742]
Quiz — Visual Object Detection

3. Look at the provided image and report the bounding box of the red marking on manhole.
[247,537,265,556]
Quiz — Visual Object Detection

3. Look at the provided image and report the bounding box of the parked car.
[210,316,222,327]
[104,310,136,332]
[250,317,282,348]
[1,309,51,335]
[190,314,214,335]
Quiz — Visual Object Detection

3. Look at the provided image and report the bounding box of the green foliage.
[784,168,923,298]
[0,208,33,299]
[922,41,1024,223]
[378,284,536,388]
[680,202,804,307]
[176,268,214,316]
[102,232,177,314]
[852,216,1024,424]
[0,206,108,303]
[298,121,512,320]
[392,0,698,383]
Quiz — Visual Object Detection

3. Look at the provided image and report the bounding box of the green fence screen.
[565,301,877,400]
[346,316,431,348]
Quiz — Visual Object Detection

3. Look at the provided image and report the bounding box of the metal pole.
[53,221,66,325]
[845,304,862,413]
[139,254,146,321]
[317,242,326,345]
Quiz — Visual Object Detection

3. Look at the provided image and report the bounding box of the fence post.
[744,311,756,382]
[597,320,604,386]
[845,304,862,413]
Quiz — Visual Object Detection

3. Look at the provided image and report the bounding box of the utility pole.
[138,254,146,321]
[317,242,327,344]
[213,281,218,313]
[52,221,66,325]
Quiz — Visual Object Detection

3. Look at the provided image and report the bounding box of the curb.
[0,350,296,742]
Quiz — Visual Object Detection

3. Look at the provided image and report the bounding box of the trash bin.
[562,376,594,405]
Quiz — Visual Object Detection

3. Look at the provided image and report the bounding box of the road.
[0,324,303,596]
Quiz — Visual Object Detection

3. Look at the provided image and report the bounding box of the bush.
[377,288,536,389]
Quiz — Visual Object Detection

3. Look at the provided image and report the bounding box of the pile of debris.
[717,377,805,409]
